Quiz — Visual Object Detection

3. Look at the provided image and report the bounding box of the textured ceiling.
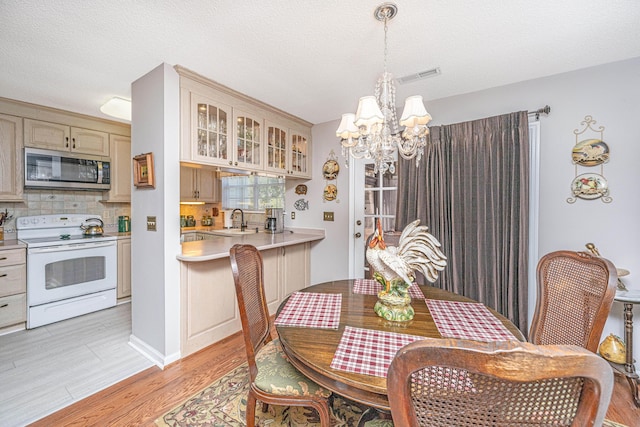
[1,0,639,125]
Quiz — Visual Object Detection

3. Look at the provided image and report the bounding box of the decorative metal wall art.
[567,116,612,203]
[323,150,340,203]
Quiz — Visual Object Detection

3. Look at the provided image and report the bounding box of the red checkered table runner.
[426,299,517,342]
[353,278,425,300]
[275,292,342,329]
[330,326,426,377]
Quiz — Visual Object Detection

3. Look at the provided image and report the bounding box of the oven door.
[26,240,117,306]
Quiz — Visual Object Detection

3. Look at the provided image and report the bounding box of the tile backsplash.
[0,190,131,236]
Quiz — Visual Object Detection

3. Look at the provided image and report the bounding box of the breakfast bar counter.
[177,228,324,356]
[177,228,325,262]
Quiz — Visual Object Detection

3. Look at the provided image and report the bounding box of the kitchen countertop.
[0,239,26,250]
[177,228,325,262]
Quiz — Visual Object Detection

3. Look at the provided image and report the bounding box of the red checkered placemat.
[330,326,425,377]
[426,299,517,342]
[353,278,425,300]
[275,292,342,329]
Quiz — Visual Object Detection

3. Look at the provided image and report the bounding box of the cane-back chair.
[387,339,613,427]
[529,250,617,352]
[229,244,331,427]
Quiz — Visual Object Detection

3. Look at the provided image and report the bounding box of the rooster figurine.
[367,219,447,321]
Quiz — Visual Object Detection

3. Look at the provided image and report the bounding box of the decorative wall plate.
[572,139,610,166]
[571,173,608,200]
[322,159,340,180]
[294,199,309,211]
[323,184,337,201]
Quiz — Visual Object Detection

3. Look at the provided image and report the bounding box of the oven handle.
[28,241,116,253]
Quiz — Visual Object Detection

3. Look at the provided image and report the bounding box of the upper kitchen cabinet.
[0,114,24,202]
[188,93,231,167]
[102,134,131,203]
[24,119,110,156]
[289,128,311,179]
[233,109,263,171]
[180,165,220,203]
[176,65,312,178]
[265,121,288,175]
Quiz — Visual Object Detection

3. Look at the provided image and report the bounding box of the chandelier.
[335,2,432,175]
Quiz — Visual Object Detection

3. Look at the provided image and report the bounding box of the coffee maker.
[264,208,284,233]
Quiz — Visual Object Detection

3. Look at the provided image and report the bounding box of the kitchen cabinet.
[24,118,109,156]
[0,247,27,330]
[102,134,131,202]
[233,109,264,170]
[265,121,288,175]
[117,237,131,299]
[289,128,311,178]
[180,165,220,203]
[0,114,24,202]
[180,242,311,356]
[177,66,312,177]
[186,93,232,167]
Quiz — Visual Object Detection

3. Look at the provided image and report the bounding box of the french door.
[349,159,398,278]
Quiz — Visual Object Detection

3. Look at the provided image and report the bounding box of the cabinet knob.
[72,137,76,148]
[354,232,362,238]
[0,273,7,277]
[229,161,233,165]
[65,136,69,148]
[0,304,7,309]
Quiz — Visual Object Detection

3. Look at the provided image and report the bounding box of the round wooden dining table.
[275,279,525,411]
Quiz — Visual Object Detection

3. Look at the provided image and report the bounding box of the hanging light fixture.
[335,2,432,175]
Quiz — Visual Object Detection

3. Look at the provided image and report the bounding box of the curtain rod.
[527,105,551,120]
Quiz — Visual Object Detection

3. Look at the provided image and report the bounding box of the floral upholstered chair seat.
[254,338,331,399]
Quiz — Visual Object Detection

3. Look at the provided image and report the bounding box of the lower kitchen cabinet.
[117,237,131,299]
[0,247,27,331]
[180,242,310,356]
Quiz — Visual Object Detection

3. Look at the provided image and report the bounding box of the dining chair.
[387,339,614,427]
[229,244,331,427]
[529,250,617,353]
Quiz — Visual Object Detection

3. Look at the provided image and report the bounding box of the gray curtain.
[396,111,530,331]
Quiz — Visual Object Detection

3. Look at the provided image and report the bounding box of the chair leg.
[246,391,257,427]
[261,401,269,413]
[312,400,331,427]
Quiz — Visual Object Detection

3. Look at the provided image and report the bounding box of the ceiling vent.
[397,67,441,85]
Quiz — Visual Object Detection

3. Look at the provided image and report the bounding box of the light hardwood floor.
[3,303,639,426]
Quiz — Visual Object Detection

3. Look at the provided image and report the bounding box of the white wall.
[130,63,182,366]
[306,57,640,356]
[285,123,350,285]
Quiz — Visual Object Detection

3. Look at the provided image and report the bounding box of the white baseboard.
[129,334,181,369]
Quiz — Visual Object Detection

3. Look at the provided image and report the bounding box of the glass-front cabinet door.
[191,94,231,166]
[289,128,311,178]
[233,109,263,170]
[265,121,288,174]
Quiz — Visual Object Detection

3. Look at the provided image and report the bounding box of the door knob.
[354,232,362,238]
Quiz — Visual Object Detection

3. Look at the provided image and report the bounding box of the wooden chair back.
[529,250,617,352]
[229,244,272,381]
[387,339,613,427]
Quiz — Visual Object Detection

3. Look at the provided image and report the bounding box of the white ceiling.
[2,0,640,125]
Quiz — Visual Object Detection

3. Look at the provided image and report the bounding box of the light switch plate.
[323,212,334,221]
[147,216,157,231]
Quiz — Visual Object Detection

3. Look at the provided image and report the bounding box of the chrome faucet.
[231,209,246,231]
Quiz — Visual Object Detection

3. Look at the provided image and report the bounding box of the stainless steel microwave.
[24,147,111,191]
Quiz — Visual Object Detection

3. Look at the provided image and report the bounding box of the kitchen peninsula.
[177,228,324,356]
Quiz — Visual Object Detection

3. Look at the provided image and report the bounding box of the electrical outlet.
[147,216,157,231]
[323,211,334,221]
[291,211,295,220]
